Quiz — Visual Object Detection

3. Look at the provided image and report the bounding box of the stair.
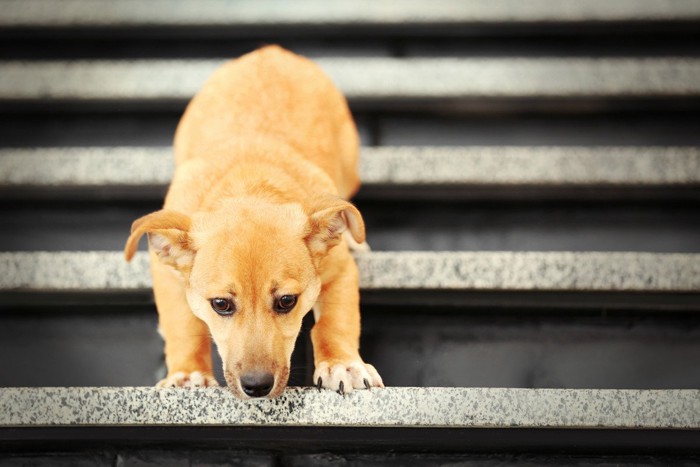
[2,59,700,113]
[2,146,699,200]
[2,250,699,304]
[1,0,699,464]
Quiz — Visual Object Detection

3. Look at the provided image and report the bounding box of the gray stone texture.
[2,146,699,187]
[2,0,699,27]
[361,146,700,185]
[1,251,698,292]
[2,59,700,101]
[0,387,698,428]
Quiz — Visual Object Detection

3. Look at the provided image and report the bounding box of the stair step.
[1,251,698,309]
[1,387,698,451]
[2,386,697,427]
[2,58,700,111]
[2,0,698,32]
[2,146,698,200]
[3,251,697,292]
[4,0,700,28]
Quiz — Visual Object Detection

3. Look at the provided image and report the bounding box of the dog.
[124,46,383,399]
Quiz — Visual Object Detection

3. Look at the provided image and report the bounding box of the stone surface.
[282,453,700,467]
[359,146,700,185]
[0,251,151,291]
[115,450,274,467]
[2,0,699,27]
[356,251,700,291]
[2,146,699,187]
[0,147,173,186]
[2,59,700,101]
[0,453,114,466]
[0,387,698,428]
[0,451,275,467]
[1,251,699,292]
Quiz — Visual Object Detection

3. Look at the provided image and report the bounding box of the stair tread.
[1,251,698,292]
[2,0,699,28]
[2,58,700,102]
[1,386,698,428]
[2,146,699,188]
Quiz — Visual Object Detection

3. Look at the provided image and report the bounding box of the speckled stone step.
[1,387,698,428]
[2,0,698,28]
[2,146,699,188]
[2,58,699,107]
[1,387,699,453]
[1,251,698,294]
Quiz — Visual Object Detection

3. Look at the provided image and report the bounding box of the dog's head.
[125,195,364,398]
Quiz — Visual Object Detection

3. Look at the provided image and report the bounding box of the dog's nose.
[240,371,275,398]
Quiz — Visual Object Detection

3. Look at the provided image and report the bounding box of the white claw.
[313,360,384,394]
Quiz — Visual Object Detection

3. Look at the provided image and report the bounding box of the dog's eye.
[274,294,297,313]
[210,298,235,316]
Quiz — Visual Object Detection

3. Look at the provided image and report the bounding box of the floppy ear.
[305,195,365,257]
[124,209,194,271]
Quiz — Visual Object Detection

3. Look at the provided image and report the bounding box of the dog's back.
[173,45,360,199]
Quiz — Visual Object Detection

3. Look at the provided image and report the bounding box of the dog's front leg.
[311,252,383,394]
[151,253,218,388]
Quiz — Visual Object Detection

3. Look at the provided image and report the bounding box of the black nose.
[240,371,275,398]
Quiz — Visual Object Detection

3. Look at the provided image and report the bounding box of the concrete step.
[1,387,698,452]
[1,146,698,200]
[2,58,700,112]
[1,251,698,310]
[3,251,697,292]
[3,0,699,34]
[2,386,696,427]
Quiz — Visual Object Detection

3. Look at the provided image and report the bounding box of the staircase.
[1,1,700,464]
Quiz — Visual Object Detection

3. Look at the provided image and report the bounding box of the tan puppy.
[124,46,383,399]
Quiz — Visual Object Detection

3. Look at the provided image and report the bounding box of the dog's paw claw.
[313,360,383,394]
[156,371,219,388]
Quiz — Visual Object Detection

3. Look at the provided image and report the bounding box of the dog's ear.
[306,194,365,257]
[124,209,194,271]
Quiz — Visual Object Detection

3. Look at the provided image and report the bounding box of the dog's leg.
[311,254,383,394]
[150,253,218,388]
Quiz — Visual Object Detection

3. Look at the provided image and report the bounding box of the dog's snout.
[240,371,275,398]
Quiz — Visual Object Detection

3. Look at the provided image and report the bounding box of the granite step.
[2,0,699,35]
[1,251,698,310]
[1,146,698,201]
[1,387,698,452]
[2,58,700,112]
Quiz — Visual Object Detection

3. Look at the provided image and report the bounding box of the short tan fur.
[125,46,382,398]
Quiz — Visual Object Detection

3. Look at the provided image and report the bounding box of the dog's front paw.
[156,371,219,388]
[313,360,384,394]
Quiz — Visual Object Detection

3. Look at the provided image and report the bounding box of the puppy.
[124,46,383,399]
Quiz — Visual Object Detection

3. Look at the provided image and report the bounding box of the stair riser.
[2,202,699,253]
[2,310,699,389]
